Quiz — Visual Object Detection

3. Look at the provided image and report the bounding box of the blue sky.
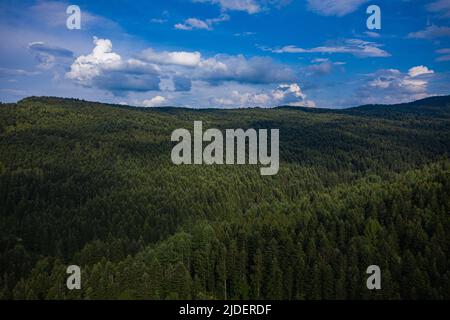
[0,0,449,108]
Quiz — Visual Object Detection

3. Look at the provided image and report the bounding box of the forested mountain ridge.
[0,95,449,299]
[342,95,450,119]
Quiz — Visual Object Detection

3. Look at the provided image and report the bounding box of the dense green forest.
[0,95,449,300]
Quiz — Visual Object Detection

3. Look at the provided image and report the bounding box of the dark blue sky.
[0,0,449,108]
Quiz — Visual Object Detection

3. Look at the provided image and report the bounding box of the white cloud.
[66,37,160,94]
[142,95,167,107]
[272,83,305,105]
[408,25,450,39]
[307,0,369,17]
[357,66,436,104]
[66,37,122,82]
[408,66,434,77]
[196,54,297,84]
[142,50,298,84]
[140,49,202,67]
[207,14,231,24]
[263,39,390,58]
[211,83,315,108]
[65,38,299,99]
[367,68,430,92]
[193,0,261,14]
[427,0,450,18]
[175,14,229,31]
[175,18,210,30]
[212,90,270,107]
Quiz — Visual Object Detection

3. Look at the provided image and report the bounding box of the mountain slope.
[0,96,449,300]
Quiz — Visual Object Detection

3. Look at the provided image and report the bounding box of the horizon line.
[3,94,450,112]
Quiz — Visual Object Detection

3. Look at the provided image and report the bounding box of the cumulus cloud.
[263,39,390,58]
[307,0,369,17]
[272,83,314,106]
[139,49,202,67]
[197,54,297,84]
[211,83,315,108]
[408,25,450,39]
[408,66,434,77]
[66,38,299,98]
[142,96,167,107]
[367,68,432,92]
[66,37,160,94]
[175,14,229,31]
[212,91,270,107]
[92,72,161,94]
[140,48,298,84]
[173,76,192,91]
[66,37,122,82]
[356,66,436,104]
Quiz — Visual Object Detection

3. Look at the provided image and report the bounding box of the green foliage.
[0,96,450,300]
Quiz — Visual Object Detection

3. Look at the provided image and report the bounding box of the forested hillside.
[0,96,449,299]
